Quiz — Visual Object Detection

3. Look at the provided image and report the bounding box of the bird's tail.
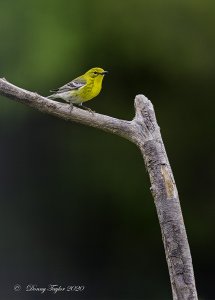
[47,94,56,100]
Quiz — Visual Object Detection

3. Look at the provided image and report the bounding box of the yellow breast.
[82,76,104,102]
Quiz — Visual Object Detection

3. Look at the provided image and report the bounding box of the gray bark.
[0,78,198,299]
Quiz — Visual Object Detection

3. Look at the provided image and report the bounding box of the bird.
[47,67,108,112]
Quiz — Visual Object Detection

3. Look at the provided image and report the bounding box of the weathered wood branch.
[0,78,198,299]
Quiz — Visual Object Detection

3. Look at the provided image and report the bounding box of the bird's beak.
[101,71,108,75]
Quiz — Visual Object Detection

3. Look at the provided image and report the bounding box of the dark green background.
[0,0,214,299]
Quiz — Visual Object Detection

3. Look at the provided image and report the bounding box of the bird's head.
[85,67,108,79]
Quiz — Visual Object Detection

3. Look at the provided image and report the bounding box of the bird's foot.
[69,102,74,113]
[74,104,95,114]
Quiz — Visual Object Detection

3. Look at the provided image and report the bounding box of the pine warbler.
[48,67,108,111]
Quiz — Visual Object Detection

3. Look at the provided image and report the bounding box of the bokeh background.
[0,0,215,299]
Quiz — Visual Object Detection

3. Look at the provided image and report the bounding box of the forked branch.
[0,78,198,300]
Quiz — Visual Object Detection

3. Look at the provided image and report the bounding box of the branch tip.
[134,94,154,122]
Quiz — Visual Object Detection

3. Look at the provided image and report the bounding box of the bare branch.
[0,78,198,299]
[0,78,135,142]
[133,95,198,300]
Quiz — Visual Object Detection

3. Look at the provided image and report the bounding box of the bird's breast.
[84,78,102,101]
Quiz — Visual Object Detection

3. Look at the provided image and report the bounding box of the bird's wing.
[50,76,87,93]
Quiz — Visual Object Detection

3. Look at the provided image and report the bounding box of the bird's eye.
[93,71,98,74]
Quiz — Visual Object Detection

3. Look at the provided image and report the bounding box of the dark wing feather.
[50,77,86,93]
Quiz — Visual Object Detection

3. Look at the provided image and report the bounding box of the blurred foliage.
[0,0,215,299]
